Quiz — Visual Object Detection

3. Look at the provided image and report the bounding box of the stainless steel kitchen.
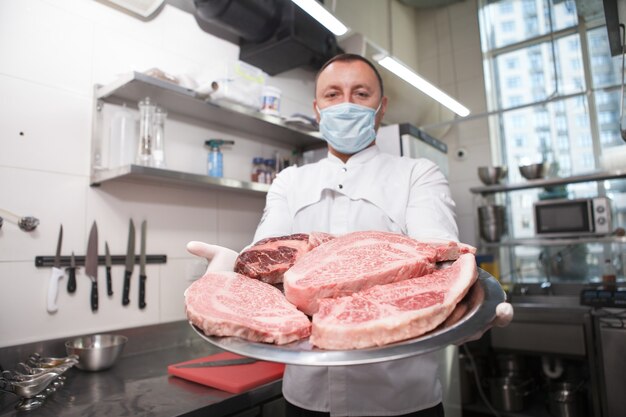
[0,0,624,416]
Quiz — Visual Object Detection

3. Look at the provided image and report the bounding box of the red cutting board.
[167,352,284,394]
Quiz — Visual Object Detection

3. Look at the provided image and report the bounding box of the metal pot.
[497,353,526,378]
[489,376,533,412]
[548,381,586,417]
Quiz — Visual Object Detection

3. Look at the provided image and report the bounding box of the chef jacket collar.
[327,144,380,167]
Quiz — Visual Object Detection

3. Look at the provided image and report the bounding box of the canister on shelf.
[205,139,235,178]
[151,106,167,168]
[136,97,156,166]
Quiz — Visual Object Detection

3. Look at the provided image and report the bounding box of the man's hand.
[493,302,514,327]
[186,241,239,272]
[456,301,514,345]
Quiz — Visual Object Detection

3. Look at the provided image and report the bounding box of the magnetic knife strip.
[34,255,167,268]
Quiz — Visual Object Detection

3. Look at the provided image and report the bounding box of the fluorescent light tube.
[291,0,348,36]
[375,54,471,117]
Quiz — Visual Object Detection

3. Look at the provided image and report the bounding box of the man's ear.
[313,99,321,123]
[375,96,388,128]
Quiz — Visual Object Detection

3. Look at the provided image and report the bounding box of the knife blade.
[175,358,258,369]
[105,242,113,296]
[85,221,99,312]
[138,220,147,310]
[66,251,77,293]
[122,219,135,306]
[47,224,64,314]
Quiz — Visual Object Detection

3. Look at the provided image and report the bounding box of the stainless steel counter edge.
[0,321,283,417]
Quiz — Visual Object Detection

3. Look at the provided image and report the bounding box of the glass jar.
[151,106,167,168]
[136,97,156,166]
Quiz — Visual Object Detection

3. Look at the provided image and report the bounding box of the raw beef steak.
[185,271,311,344]
[235,232,334,284]
[310,253,478,349]
[283,231,457,316]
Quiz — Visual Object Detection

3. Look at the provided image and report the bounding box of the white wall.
[0,0,316,347]
[0,0,492,348]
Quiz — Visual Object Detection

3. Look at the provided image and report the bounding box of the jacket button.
[342,167,347,172]
[338,184,343,189]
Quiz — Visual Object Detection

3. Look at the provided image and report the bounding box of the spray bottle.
[205,139,235,177]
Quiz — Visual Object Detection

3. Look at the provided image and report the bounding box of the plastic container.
[251,157,264,183]
[205,139,235,178]
[264,158,276,183]
[108,103,136,168]
[208,145,223,177]
[261,86,281,116]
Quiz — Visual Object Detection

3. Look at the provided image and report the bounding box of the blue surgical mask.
[317,102,381,154]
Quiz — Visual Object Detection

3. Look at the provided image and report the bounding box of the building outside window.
[478,0,625,283]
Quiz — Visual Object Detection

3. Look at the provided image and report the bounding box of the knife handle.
[67,267,76,293]
[91,280,98,312]
[47,267,65,314]
[106,266,113,296]
[122,270,132,306]
[139,274,147,309]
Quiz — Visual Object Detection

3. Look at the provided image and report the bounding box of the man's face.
[314,60,387,129]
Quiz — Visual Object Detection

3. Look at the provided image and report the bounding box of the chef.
[188,53,513,417]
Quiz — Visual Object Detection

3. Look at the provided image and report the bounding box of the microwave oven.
[534,197,612,238]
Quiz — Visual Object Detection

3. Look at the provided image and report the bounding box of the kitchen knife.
[47,225,64,314]
[105,242,113,296]
[85,221,99,312]
[66,251,77,293]
[175,358,258,368]
[122,219,135,306]
[138,220,147,309]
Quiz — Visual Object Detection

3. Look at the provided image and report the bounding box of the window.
[478,0,623,270]
[507,76,522,88]
[499,1,514,13]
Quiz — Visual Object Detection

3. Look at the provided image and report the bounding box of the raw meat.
[310,253,478,349]
[185,271,311,345]
[283,231,465,316]
[234,232,334,284]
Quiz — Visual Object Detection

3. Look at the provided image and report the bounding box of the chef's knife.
[122,219,135,306]
[47,225,64,314]
[138,220,147,310]
[85,221,99,312]
[105,242,113,296]
[175,358,258,368]
[66,251,77,293]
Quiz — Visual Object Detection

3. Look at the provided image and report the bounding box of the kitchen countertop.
[0,321,283,417]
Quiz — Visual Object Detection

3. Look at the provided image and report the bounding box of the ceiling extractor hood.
[194,0,343,75]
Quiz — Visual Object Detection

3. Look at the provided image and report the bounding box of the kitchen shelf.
[91,164,270,195]
[470,169,626,195]
[96,71,324,149]
[481,235,626,247]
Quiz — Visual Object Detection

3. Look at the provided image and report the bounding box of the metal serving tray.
[190,269,505,366]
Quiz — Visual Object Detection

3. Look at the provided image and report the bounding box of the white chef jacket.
[252,145,459,417]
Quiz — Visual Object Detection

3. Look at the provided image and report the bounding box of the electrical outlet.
[187,259,208,282]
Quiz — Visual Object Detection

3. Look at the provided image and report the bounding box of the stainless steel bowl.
[65,334,127,371]
[478,166,508,185]
[519,163,546,180]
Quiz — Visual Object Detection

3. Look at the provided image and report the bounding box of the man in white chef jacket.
[188,54,513,417]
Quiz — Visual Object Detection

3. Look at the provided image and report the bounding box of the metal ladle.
[0,208,39,232]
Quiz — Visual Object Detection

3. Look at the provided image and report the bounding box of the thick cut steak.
[235,232,334,284]
[310,253,478,349]
[185,272,311,344]
[283,231,475,316]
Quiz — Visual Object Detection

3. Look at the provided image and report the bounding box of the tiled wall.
[0,0,316,347]
[415,0,492,248]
